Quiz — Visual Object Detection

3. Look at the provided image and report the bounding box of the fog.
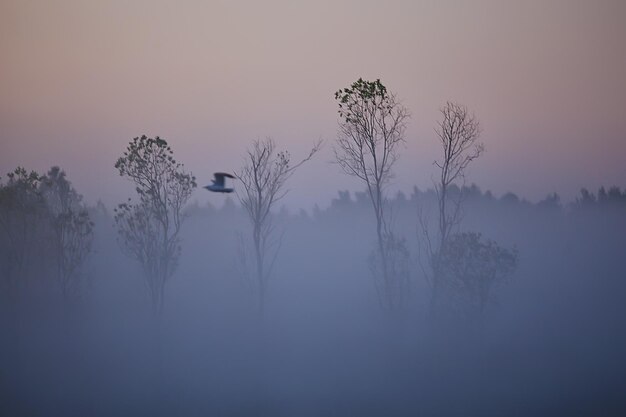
[2,0,625,414]
[2,182,625,416]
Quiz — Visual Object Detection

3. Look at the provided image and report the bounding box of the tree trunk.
[253,222,265,316]
[373,186,391,309]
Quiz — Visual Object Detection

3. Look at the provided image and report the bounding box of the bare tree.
[334,78,410,309]
[417,102,517,319]
[433,102,483,248]
[428,102,482,313]
[235,137,319,314]
[40,167,94,299]
[114,135,196,316]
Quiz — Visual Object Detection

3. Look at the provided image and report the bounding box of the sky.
[1,0,625,211]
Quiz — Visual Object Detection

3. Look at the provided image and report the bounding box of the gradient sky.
[1,0,625,210]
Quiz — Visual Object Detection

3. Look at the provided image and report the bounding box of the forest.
[1,79,625,416]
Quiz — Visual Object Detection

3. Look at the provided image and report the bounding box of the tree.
[433,101,483,250]
[419,102,483,314]
[334,78,410,309]
[0,168,47,300]
[368,233,411,309]
[235,137,319,314]
[40,167,94,299]
[419,102,518,319]
[114,135,196,316]
[438,232,517,319]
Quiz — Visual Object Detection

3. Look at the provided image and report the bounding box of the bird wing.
[215,172,235,179]
[214,172,235,187]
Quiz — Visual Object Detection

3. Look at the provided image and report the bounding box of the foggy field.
[2,186,625,416]
[2,0,625,415]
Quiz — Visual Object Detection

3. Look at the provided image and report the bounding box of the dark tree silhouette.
[0,168,47,300]
[419,101,484,315]
[114,135,196,316]
[433,101,483,251]
[235,137,319,314]
[40,167,94,299]
[334,78,410,310]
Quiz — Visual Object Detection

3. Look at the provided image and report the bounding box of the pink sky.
[1,0,625,210]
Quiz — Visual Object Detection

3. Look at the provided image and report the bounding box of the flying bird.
[204,172,235,193]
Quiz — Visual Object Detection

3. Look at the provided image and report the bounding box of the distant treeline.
[184,183,626,219]
[2,163,624,302]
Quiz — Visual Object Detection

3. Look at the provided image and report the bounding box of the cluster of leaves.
[335,78,391,124]
[334,78,408,185]
[115,135,196,209]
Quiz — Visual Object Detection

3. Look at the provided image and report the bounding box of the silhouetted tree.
[573,186,626,212]
[235,137,319,314]
[0,168,47,300]
[432,101,483,249]
[334,78,410,310]
[114,135,196,316]
[606,186,626,204]
[438,232,517,318]
[576,188,597,208]
[419,102,483,313]
[40,167,94,299]
[537,192,561,211]
[500,192,520,205]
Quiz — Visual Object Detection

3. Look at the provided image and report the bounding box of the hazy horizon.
[1,0,625,210]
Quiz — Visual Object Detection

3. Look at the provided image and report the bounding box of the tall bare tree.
[114,135,196,316]
[334,78,410,309]
[420,102,483,314]
[40,167,94,299]
[434,101,483,248]
[235,137,319,314]
[419,102,516,319]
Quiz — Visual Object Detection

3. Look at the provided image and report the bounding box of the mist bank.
[1,183,626,416]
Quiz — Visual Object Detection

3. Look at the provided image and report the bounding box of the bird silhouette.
[204,172,235,193]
